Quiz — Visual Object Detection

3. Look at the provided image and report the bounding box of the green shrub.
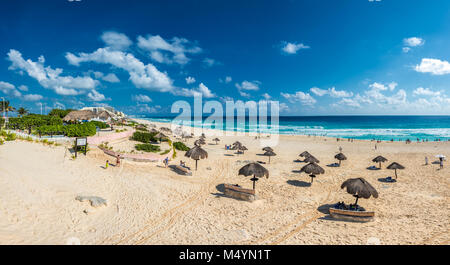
[135,143,160,153]
[173,141,190,151]
[130,131,157,143]
[89,120,110,129]
[37,123,96,137]
[48,109,73,119]
[5,132,16,141]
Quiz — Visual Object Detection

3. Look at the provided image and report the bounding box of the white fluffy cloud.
[281,42,310,54]
[176,83,215,98]
[413,87,441,97]
[18,85,28,91]
[92,71,120,83]
[402,37,424,53]
[415,58,450,75]
[236,80,260,91]
[137,35,202,65]
[8,49,97,96]
[185,76,196,84]
[87,89,107,101]
[101,31,132,51]
[23,94,43,101]
[131,94,152,103]
[403,37,424,47]
[203,58,220,67]
[310,87,353,98]
[66,48,173,92]
[0,81,21,97]
[281,91,316,105]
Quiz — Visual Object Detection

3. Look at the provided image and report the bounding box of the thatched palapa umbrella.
[300,162,324,183]
[185,145,208,170]
[387,162,405,179]
[238,162,269,191]
[335,153,347,166]
[154,132,167,143]
[63,110,96,122]
[299,151,311,158]
[213,138,220,145]
[262,147,273,152]
[194,139,205,146]
[239,145,248,154]
[304,155,320,164]
[264,150,276,164]
[341,178,378,207]
[372,155,388,169]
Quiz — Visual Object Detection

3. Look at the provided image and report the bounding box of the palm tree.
[0,100,15,118]
[17,107,28,117]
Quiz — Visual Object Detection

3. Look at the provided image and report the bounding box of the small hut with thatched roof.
[335,153,347,166]
[340,178,378,208]
[263,150,276,164]
[304,155,320,164]
[185,145,208,170]
[263,147,273,152]
[387,162,405,179]
[372,155,388,169]
[63,110,96,122]
[299,151,311,158]
[238,162,269,191]
[300,162,324,183]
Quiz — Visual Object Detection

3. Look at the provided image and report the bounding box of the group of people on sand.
[424,156,445,169]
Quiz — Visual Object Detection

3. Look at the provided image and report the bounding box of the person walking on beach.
[105,160,109,169]
[425,156,428,165]
[116,155,121,167]
[439,157,444,169]
[163,157,169,168]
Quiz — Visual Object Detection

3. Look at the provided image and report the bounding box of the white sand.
[0,121,449,245]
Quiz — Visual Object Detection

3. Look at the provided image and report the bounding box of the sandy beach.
[0,120,449,245]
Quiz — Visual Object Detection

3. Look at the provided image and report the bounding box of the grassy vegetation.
[173,141,190,151]
[135,143,161,153]
[130,131,157,143]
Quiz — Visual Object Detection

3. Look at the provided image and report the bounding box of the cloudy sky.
[1,0,450,115]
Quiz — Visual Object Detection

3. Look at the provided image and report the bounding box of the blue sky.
[1,0,450,115]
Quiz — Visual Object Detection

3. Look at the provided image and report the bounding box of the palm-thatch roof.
[238,163,269,178]
[263,147,273,152]
[185,145,208,160]
[154,132,167,139]
[387,162,405,170]
[341,178,378,199]
[264,150,276,157]
[372,156,388,163]
[299,151,311,157]
[194,139,205,146]
[300,162,325,175]
[97,111,113,121]
[63,110,96,122]
[233,141,242,145]
[304,155,320,163]
[213,138,220,142]
[335,153,347,161]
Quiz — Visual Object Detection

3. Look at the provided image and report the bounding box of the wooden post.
[75,138,78,158]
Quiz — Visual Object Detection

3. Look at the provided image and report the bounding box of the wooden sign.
[75,137,87,157]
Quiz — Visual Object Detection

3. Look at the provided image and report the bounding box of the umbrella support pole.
[195,160,198,171]
[395,169,397,179]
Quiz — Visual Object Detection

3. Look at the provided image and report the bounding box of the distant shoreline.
[131,117,450,143]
